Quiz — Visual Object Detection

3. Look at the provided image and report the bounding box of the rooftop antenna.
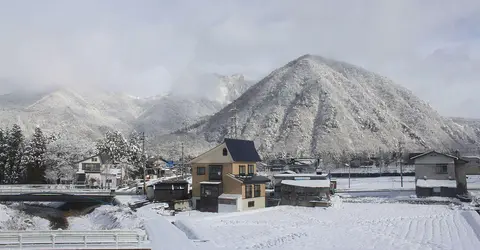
[230,104,238,139]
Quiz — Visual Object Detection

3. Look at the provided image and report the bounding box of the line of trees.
[0,124,94,184]
[96,130,147,180]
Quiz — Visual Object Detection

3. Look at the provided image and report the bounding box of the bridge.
[0,230,150,249]
[0,185,115,203]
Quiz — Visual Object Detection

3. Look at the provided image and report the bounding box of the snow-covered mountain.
[0,73,254,142]
[2,58,480,159]
[167,54,480,158]
[133,94,223,136]
[0,87,144,139]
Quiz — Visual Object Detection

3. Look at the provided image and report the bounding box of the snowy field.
[175,201,480,250]
[334,175,480,191]
[335,176,416,190]
[330,165,415,174]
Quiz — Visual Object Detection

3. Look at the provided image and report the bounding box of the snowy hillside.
[133,95,223,136]
[0,88,141,139]
[176,54,480,157]
[0,74,253,143]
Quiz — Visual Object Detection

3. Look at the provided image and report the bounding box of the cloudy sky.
[1,0,480,117]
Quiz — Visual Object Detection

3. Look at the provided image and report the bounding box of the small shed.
[218,193,242,213]
[147,180,189,202]
[280,179,331,207]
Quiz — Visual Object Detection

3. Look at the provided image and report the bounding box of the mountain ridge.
[169,54,480,158]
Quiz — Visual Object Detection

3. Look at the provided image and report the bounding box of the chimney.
[455,150,460,158]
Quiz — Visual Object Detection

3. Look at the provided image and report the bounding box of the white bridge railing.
[0,185,114,196]
[0,230,149,249]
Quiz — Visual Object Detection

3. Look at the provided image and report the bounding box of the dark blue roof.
[224,138,261,162]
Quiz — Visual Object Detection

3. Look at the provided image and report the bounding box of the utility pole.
[399,141,404,187]
[141,132,146,195]
[181,142,185,178]
[347,163,351,189]
[230,104,238,139]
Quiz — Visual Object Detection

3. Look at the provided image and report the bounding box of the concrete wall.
[416,186,457,198]
[240,197,265,211]
[414,153,456,180]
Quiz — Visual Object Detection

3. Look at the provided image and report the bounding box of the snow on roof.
[416,179,457,188]
[219,193,242,199]
[281,179,331,188]
[200,181,222,185]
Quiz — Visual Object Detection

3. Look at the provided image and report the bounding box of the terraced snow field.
[175,202,480,250]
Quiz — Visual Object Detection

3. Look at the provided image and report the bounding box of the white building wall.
[414,153,456,180]
[240,197,265,211]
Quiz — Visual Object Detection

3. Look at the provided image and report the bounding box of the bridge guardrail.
[0,186,114,196]
[0,230,149,249]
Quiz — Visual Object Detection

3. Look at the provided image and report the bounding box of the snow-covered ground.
[335,176,416,190]
[68,205,145,231]
[174,201,480,250]
[0,204,50,230]
[330,165,416,174]
[334,175,480,191]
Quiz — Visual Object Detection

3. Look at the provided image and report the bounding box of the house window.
[245,185,253,198]
[254,184,261,197]
[82,163,101,173]
[248,165,255,174]
[197,167,206,175]
[222,148,228,156]
[239,165,246,175]
[92,157,98,162]
[435,165,448,174]
[248,201,255,207]
[209,165,222,181]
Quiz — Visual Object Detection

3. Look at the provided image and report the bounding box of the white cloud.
[1,0,480,116]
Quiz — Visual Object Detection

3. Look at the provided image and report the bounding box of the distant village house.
[412,151,468,198]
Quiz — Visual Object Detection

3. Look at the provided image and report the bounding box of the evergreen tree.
[5,124,25,184]
[23,127,48,183]
[0,128,7,183]
[127,131,146,179]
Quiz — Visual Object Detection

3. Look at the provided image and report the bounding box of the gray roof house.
[411,150,469,198]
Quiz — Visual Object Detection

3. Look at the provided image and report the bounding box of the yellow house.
[189,138,270,212]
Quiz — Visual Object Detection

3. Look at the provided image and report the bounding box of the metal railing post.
[115,234,118,248]
[18,235,22,249]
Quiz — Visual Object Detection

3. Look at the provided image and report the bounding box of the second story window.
[197,167,206,175]
[248,165,254,174]
[209,165,222,181]
[239,165,246,175]
[245,184,253,198]
[435,165,447,174]
[92,157,98,162]
[222,148,228,156]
